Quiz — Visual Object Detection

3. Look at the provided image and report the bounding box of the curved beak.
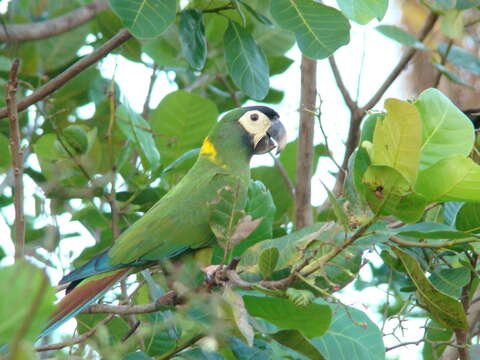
[253,118,287,155]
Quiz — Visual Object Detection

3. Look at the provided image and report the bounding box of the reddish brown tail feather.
[48,268,131,327]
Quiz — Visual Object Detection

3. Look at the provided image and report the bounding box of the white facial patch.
[238,110,271,147]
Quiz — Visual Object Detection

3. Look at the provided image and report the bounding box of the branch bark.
[6,59,25,261]
[0,29,132,119]
[0,0,108,43]
[331,11,439,196]
[295,56,317,229]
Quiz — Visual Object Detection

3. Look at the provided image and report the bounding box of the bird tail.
[40,267,132,338]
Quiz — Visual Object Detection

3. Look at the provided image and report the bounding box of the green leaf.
[223,287,254,346]
[208,184,244,251]
[414,88,475,170]
[272,329,325,360]
[431,63,474,88]
[415,155,480,202]
[280,141,328,183]
[253,23,296,56]
[422,320,453,360]
[456,203,480,233]
[150,91,218,166]
[370,98,421,184]
[324,185,349,233]
[123,351,152,360]
[240,223,326,272]
[429,267,470,298]
[0,133,11,173]
[440,9,464,39]
[0,261,55,344]
[271,0,350,59]
[224,21,269,100]
[313,302,385,360]
[456,0,480,9]
[376,24,427,50]
[240,2,273,26]
[268,56,294,76]
[439,43,480,75]
[117,105,160,172]
[396,222,477,239]
[286,288,314,307]
[227,336,270,359]
[392,246,468,329]
[237,181,275,252]
[362,165,427,222]
[259,247,279,279]
[337,0,388,24]
[143,35,187,68]
[243,296,332,338]
[179,10,207,70]
[108,0,176,38]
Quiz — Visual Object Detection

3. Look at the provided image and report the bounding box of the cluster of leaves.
[1,0,480,359]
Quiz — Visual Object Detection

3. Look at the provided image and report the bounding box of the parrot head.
[236,105,287,155]
[201,106,287,167]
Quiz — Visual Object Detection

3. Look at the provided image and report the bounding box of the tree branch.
[331,11,438,196]
[6,59,25,261]
[295,56,317,229]
[83,291,176,315]
[328,55,357,112]
[0,0,108,43]
[361,12,439,112]
[36,314,115,352]
[0,29,132,119]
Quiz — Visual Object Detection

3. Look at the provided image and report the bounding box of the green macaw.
[42,105,286,336]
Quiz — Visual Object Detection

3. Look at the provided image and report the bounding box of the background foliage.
[1,0,480,359]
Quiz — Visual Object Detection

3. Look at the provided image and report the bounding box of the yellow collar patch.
[200,137,225,167]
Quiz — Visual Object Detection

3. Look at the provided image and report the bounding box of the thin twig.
[83,291,176,315]
[433,39,454,88]
[269,153,295,198]
[361,12,439,112]
[0,0,108,42]
[389,236,478,249]
[6,59,25,260]
[142,64,158,119]
[0,29,133,119]
[328,55,357,112]
[36,314,115,352]
[156,334,204,360]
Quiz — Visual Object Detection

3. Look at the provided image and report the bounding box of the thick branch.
[6,59,25,261]
[0,0,108,42]
[331,12,438,196]
[0,29,132,119]
[295,56,317,229]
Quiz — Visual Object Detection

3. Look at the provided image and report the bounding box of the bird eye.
[250,113,259,121]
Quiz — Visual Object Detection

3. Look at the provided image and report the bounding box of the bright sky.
[0,0,428,358]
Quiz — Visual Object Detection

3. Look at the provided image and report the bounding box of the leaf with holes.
[224,21,269,100]
[392,246,468,329]
[271,0,350,59]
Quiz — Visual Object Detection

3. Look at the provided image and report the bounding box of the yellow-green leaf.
[392,247,468,329]
[371,98,421,184]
